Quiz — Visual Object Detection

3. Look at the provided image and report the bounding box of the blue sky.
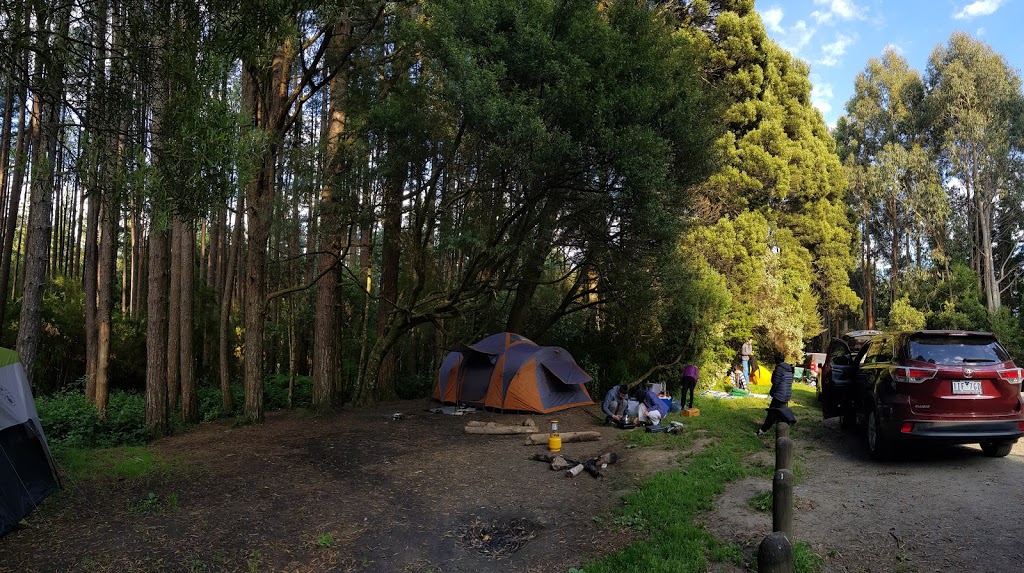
[755,0,1024,127]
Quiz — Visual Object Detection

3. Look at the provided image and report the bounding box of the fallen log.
[465,419,535,428]
[524,431,601,445]
[465,424,539,435]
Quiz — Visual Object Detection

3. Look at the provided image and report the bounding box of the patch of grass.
[316,532,333,548]
[794,541,825,572]
[247,550,261,573]
[748,490,773,513]
[54,446,182,480]
[133,492,162,514]
[578,389,825,573]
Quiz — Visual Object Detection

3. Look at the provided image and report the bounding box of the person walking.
[681,364,699,409]
[757,351,794,436]
[741,337,753,383]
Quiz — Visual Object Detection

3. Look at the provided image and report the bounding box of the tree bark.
[312,18,352,411]
[180,220,197,423]
[146,226,170,438]
[0,84,28,328]
[219,194,243,415]
[17,1,68,384]
[96,180,118,417]
[166,216,181,410]
[239,28,297,422]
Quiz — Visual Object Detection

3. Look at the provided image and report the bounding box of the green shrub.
[35,391,146,448]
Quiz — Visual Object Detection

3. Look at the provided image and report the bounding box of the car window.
[860,338,892,365]
[829,342,850,365]
[907,334,1010,365]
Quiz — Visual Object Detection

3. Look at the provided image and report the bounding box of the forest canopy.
[1,0,1021,439]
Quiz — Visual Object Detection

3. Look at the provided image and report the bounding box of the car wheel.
[980,440,1014,458]
[866,409,889,460]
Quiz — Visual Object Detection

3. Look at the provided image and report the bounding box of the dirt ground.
[703,415,1024,573]
[5,397,1024,573]
[1,401,689,573]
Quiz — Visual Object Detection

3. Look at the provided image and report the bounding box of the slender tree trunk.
[0,83,14,250]
[146,6,170,439]
[240,39,292,422]
[312,19,352,411]
[96,184,117,417]
[219,194,243,414]
[146,226,170,437]
[865,222,874,330]
[355,165,401,404]
[166,217,181,410]
[979,198,999,313]
[17,1,68,383]
[83,177,100,401]
[180,220,197,423]
[0,86,28,327]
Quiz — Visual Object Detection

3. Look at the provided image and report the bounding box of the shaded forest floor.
[1,400,687,573]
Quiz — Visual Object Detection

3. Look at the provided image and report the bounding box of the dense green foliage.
[37,377,314,449]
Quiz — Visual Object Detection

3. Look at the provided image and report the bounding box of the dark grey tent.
[0,347,59,536]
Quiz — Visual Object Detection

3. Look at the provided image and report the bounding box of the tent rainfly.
[0,347,59,536]
[433,333,594,414]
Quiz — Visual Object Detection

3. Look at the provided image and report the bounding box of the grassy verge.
[576,384,824,573]
[52,445,183,481]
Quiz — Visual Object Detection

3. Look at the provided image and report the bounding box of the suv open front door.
[821,339,856,419]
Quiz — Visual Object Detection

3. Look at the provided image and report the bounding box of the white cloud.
[758,6,816,56]
[811,82,834,116]
[812,0,867,23]
[763,7,785,33]
[977,26,987,36]
[954,0,1004,19]
[820,33,855,66]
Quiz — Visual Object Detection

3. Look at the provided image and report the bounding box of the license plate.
[952,380,983,395]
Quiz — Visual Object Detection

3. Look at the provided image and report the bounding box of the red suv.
[820,330,1024,459]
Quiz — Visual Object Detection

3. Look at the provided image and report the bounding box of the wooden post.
[775,436,793,471]
[773,468,794,539]
[757,531,793,573]
[777,421,790,438]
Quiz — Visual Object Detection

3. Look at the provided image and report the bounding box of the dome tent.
[433,333,594,414]
[0,347,59,536]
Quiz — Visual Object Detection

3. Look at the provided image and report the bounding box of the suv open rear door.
[821,339,856,419]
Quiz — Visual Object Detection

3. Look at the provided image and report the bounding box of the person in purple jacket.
[681,364,699,409]
[633,387,668,426]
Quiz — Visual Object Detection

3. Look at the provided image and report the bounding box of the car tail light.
[890,366,937,384]
[997,368,1023,385]
[901,422,914,433]
[1018,421,1024,432]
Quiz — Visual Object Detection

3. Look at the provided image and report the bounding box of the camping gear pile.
[434,333,593,414]
[1,348,59,536]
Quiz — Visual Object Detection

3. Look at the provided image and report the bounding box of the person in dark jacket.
[757,351,794,436]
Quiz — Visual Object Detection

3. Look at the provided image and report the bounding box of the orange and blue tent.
[433,333,594,414]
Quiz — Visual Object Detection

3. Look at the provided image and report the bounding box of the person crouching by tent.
[757,351,794,436]
[602,384,630,425]
[633,386,668,426]
[680,364,699,409]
